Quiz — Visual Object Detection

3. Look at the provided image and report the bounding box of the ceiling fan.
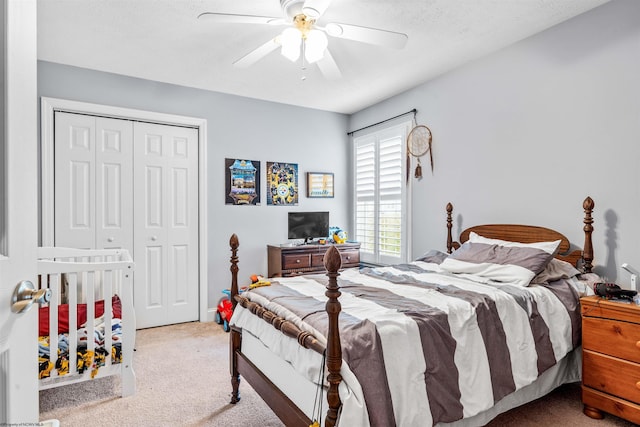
[198,0,408,80]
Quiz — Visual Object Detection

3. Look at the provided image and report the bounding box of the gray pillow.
[531,258,580,284]
[439,241,555,287]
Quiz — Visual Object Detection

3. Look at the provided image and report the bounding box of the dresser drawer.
[282,254,311,270]
[582,386,640,425]
[340,249,360,266]
[583,317,640,364]
[311,253,325,268]
[583,350,640,404]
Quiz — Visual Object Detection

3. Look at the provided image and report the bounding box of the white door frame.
[1,0,39,422]
[40,97,209,323]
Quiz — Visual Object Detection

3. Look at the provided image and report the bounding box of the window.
[353,122,410,265]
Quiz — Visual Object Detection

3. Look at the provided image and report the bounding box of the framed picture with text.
[307,172,334,198]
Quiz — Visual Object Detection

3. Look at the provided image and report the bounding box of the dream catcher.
[406,112,433,180]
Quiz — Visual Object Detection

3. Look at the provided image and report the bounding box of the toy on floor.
[215,287,245,333]
[215,275,270,332]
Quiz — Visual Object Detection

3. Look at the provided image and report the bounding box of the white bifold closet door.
[54,112,199,329]
[54,112,133,252]
[133,122,199,328]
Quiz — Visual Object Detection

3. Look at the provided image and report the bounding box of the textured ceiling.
[37,0,610,114]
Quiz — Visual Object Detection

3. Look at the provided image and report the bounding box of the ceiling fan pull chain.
[300,41,307,80]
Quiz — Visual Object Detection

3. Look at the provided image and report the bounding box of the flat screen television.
[288,211,329,244]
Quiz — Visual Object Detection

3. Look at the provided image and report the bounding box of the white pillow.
[468,231,560,255]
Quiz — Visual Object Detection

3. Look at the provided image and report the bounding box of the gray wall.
[37,61,349,314]
[350,0,640,284]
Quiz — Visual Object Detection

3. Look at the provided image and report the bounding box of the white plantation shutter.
[354,122,409,264]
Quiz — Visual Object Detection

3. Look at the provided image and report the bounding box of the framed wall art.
[225,158,261,205]
[307,172,334,198]
[266,161,298,206]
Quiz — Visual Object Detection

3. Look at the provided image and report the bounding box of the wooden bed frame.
[228,196,595,427]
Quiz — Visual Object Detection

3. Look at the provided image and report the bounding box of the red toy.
[215,295,233,332]
[215,288,243,332]
[216,275,271,332]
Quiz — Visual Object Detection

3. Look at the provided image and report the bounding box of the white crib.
[37,247,135,396]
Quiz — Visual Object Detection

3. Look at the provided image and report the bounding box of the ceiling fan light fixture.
[281,0,304,19]
[304,30,328,63]
[302,0,331,19]
[280,27,302,62]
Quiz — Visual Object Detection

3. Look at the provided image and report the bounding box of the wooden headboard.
[446,197,595,273]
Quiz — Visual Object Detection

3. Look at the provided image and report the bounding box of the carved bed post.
[446,202,454,254]
[229,234,242,404]
[229,234,240,309]
[324,246,343,427]
[582,197,595,273]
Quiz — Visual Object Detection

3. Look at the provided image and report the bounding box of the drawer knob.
[636,341,640,349]
[636,381,640,390]
[296,259,301,263]
[345,256,350,260]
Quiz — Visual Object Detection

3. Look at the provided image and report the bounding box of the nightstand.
[581,295,640,424]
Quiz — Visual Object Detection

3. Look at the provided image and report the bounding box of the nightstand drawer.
[282,254,311,269]
[583,350,640,404]
[583,317,640,364]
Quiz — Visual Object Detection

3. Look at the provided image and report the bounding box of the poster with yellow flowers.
[266,161,298,206]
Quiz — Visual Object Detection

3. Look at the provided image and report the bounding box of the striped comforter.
[233,260,585,426]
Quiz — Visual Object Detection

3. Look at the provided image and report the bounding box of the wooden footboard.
[228,234,343,426]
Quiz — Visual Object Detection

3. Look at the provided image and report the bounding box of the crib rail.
[37,247,135,395]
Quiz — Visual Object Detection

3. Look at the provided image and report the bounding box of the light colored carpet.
[40,322,284,427]
[39,322,636,427]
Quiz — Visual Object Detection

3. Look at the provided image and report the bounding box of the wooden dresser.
[267,243,360,277]
[581,295,640,424]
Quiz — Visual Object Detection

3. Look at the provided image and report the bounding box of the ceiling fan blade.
[233,38,281,68]
[197,12,285,26]
[316,49,341,80]
[302,0,333,19]
[323,23,408,49]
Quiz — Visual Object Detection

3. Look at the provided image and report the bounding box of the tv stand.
[267,242,360,278]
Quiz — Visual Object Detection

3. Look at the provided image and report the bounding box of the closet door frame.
[40,96,209,323]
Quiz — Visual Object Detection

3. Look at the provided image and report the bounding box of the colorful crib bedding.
[38,295,123,379]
